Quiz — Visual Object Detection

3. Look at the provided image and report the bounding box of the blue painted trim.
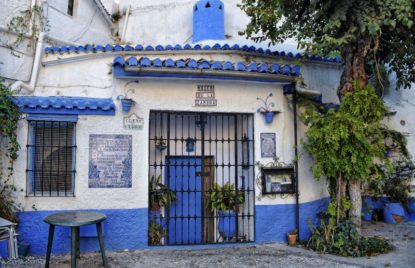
[44,43,342,64]
[13,96,116,116]
[115,57,300,77]
[17,197,330,255]
[27,114,78,122]
[114,66,292,84]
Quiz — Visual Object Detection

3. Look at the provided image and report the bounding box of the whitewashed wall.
[0,0,112,82]
[9,51,345,212]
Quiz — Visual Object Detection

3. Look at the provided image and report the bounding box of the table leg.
[71,227,77,268]
[76,227,80,259]
[45,224,55,268]
[96,222,107,267]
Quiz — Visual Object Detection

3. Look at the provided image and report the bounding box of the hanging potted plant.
[257,93,280,124]
[117,88,135,113]
[155,138,167,151]
[206,182,245,241]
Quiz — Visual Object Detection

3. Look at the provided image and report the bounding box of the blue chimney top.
[193,0,225,43]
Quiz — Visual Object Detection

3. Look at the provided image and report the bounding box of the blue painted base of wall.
[17,208,148,256]
[256,197,330,243]
[17,197,329,256]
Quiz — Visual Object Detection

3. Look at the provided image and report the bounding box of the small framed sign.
[123,113,144,130]
[195,85,217,106]
[260,133,276,158]
[261,167,295,195]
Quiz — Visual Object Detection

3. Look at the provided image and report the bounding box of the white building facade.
[0,0,413,256]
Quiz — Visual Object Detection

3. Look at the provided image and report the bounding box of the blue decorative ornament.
[185,137,195,152]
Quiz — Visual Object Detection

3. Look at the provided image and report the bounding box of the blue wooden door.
[166,157,203,245]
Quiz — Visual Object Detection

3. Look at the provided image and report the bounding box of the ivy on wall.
[0,80,22,222]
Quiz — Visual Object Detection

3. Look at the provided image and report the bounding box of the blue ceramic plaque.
[88,134,132,188]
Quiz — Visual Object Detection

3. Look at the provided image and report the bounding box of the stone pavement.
[1,221,414,268]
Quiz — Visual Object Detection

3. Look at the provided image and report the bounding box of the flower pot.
[362,209,372,221]
[218,210,236,241]
[384,202,405,224]
[121,99,134,113]
[287,234,297,246]
[263,111,276,124]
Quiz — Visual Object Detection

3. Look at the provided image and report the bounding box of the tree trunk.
[337,37,372,231]
[348,180,362,233]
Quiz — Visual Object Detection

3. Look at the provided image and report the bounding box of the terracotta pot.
[287,234,297,246]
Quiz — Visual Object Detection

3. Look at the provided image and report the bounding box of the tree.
[239,0,415,230]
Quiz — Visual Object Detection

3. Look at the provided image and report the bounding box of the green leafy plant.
[206,182,245,212]
[148,221,165,246]
[307,219,393,257]
[149,175,176,211]
[0,80,22,222]
[5,4,49,56]
[382,159,414,205]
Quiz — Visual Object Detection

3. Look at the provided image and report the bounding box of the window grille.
[149,111,255,246]
[26,121,76,197]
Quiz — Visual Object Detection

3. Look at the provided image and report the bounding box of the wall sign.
[260,133,276,158]
[195,85,217,106]
[88,134,132,188]
[123,113,144,130]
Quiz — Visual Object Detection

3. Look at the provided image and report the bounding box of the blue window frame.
[26,117,77,197]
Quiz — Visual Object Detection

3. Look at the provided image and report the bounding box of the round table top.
[44,212,106,227]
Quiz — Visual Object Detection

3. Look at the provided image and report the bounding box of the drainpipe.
[121,5,131,42]
[293,85,300,239]
[11,31,46,93]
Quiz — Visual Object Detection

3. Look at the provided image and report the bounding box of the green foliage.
[302,84,388,182]
[148,221,165,246]
[5,4,49,56]
[0,80,21,222]
[381,159,414,205]
[239,0,415,89]
[307,219,393,257]
[206,182,245,212]
[149,175,176,210]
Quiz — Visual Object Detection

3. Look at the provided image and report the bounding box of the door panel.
[166,157,202,245]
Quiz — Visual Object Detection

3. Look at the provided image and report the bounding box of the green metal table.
[43,211,107,268]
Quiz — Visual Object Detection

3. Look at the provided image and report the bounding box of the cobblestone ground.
[1,221,414,268]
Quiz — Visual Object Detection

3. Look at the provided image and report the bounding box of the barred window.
[27,121,76,196]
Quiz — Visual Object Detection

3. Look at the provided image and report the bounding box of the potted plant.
[382,160,413,224]
[155,139,167,151]
[206,182,245,241]
[148,221,165,246]
[117,88,135,113]
[149,175,176,225]
[287,229,298,246]
[256,93,280,124]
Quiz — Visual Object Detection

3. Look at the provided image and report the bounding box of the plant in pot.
[382,160,414,224]
[117,88,135,113]
[256,93,280,124]
[287,229,298,246]
[149,175,176,226]
[148,221,165,246]
[206,182,245,241]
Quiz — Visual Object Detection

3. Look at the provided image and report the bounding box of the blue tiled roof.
[113,56,301,77]
[44,43,342,64]
[12,96,115,115]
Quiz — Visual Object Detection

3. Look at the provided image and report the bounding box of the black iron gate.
[148,111,255,246]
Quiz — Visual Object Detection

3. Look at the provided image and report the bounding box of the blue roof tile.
[113,56,301,78]
[134,44,143,51]
[44,43,341,65]
[12,96,115,115]
[153,58,163,67]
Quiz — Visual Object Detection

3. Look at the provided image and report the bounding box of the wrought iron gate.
[148,111,255,246]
